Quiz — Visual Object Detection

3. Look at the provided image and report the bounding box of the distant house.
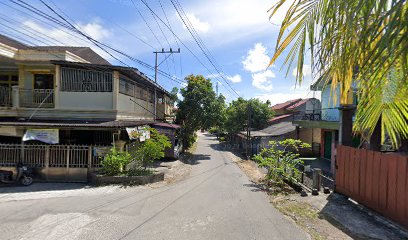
[292,78,359,173]
[236,98,321,156]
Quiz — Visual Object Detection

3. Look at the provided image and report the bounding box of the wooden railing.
[336,145,408,228]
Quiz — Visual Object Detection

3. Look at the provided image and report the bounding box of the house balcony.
[293,108,340,130]
[19,89,54,108]
[0,87,54,109]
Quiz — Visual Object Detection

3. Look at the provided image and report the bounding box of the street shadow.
[243,180,267,192]
[181,152,211,165]
[0,182,91,194]
[318,193,408,239]
[208,141,247,160]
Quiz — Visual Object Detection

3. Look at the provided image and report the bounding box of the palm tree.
[269,0,407,148]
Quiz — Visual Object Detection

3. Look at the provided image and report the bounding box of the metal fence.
[297,163,335,190]
[61,67,113,92]
[0,86,11,107]
[19,89,54,108]
[0,144,105,168]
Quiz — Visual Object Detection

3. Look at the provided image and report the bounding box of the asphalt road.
[0,133,308,240]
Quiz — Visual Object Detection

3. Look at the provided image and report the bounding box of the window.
[34,74,54,89]
[0,73,18,88]
[60,67,113,92]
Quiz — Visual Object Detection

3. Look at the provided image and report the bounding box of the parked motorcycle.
[0,163,34,186]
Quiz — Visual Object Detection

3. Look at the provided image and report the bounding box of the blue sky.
[0,0,318,105]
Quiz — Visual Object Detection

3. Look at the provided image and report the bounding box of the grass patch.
[273,198,326,240]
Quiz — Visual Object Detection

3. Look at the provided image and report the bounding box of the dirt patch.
[272,195,352,240]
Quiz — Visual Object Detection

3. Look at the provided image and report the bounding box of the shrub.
[101,148,132,176]
[253,139,311,186]
[129,128,171,169]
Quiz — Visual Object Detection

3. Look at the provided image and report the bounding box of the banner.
[22,129,59,144]
[126,126,150,142]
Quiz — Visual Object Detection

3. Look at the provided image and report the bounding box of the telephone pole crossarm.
[153,48,181,121]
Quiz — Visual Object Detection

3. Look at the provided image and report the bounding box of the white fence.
[0,144,109,182]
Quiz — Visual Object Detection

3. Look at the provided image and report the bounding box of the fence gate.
[0,144,104,182]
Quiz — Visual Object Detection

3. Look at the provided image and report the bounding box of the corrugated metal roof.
[246,121,296,137]
[151,122,181,129]
[0,119,154,129]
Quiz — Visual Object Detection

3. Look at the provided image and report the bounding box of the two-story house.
[293,78,359,173]
[0,34,173,145]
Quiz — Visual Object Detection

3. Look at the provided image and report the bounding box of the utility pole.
[153,48,180,120]
[246,103,252,160]
[216,82,219,96]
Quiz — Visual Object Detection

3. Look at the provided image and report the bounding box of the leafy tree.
[169,87,179,104]
[253,139,310,186]
[269,0,408,147]
[176,74,223,148]
[225,98,274,134]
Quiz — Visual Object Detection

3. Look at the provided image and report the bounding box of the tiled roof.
[269,114,293,123]
[34,46,110,65]
[271,98,302,110]
[287,98,310,110]
[0,34,27,49]
[0,34,110,65]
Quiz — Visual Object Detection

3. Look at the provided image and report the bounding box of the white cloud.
[77,22,111,40]
[180,13,210,33]
[242,43,270,73]
[292,64,312,78]
[21,20,112,60]
[226,74,242,83]
[252,70,275,91]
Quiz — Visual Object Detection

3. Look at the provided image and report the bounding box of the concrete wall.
[58,92,113,110]
[117,93,154,119]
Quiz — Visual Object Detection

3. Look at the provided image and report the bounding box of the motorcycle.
[0,163,34,186]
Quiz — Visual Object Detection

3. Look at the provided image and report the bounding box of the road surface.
[0,132,308,240]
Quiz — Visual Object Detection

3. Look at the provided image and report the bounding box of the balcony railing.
[20,89,54,108]
[293,108,340,122]
[0,86,11,107]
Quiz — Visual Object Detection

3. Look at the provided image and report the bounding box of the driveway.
[0,132,308,240]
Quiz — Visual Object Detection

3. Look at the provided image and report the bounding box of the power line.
[170,0,240,98]
[138,0,239,99]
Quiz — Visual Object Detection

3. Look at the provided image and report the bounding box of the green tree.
[176,74,224,148]
[269,0,408,147]
[225,98,274,134]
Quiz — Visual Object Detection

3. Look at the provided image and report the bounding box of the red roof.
[287,98,310,110]
[271,98,302,110]
[151,122,181,129]
[269,114,293,123]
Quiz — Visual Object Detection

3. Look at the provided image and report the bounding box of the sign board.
[126,125,150,142]
[23,129,59,144]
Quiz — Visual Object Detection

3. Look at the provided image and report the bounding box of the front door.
[323,131,332,159]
